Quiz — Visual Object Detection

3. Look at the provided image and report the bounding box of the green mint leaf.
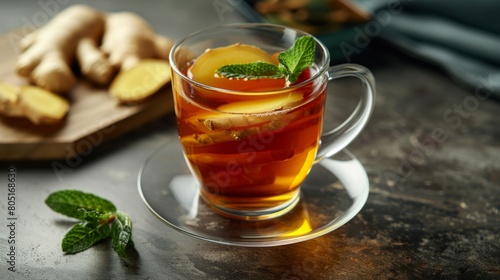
[111,211,134,258]
[45,190,116,219]
[277,36,315,83]
[217,62,284,79]
[76,208,114,225]
[215,36,315,84]
[62,221,111,254]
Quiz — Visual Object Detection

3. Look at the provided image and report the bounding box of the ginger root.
[16,5,109,93]
[16,5,173,97]
[109,59,171,103]
[101,12,174,71]
[101,12,174,102]
[10,4,174,127]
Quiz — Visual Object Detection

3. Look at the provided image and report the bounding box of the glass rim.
[168,22,331,95]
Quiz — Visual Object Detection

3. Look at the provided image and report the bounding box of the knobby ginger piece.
[109,59,171,103]
[101,12,174,71]
[16,5,107,93]
[19,86,69,124]
[0,82,24,117]
[76,37,115,86]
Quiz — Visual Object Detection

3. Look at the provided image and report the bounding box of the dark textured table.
[1,1,499,279]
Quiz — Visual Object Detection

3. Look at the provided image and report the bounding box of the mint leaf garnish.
[46,189,133,259]
[217,62,284,79]
[62,221,111,254]
[45,189,116,219]
[216,36,315,84]
[277,36,315,83]
[111,211,134,258]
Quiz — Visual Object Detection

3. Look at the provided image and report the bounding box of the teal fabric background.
[359,0,500,98]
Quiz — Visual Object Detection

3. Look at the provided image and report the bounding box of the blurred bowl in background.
[238,0,373,63]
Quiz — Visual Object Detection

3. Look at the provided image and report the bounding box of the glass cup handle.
[315,64,376,161]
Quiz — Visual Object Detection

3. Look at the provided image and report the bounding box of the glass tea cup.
[169,23,375,221]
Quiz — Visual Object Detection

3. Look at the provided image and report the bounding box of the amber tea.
[170,24,376,220]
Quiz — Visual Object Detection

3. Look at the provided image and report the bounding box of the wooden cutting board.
[0,30,174,161]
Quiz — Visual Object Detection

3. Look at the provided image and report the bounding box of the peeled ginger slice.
[188,43,277,88]
[189,91,303,132]
[19,86,69,124]
[110,59,171,103]
[217,91,303,113]
[0,82,24,117]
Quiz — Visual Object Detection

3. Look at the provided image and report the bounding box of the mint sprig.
[216,36,315,84]
[45,189,134,258]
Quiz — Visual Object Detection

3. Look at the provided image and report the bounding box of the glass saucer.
[138,140,369,247]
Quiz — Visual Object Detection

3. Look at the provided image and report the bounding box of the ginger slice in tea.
[189,91,303,132]
[217,91,303,113]
[188,43,277,88]
[183,118,285,145]
[196,114,280,131]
